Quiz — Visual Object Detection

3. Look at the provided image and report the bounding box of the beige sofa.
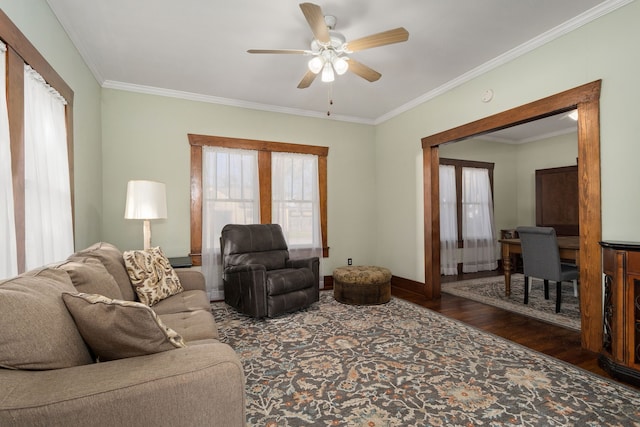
[0,242,245,427]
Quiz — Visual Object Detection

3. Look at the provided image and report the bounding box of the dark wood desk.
[499,236,580,296]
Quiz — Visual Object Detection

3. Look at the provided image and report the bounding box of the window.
[272,152,322,258]
[0,11,74,277]
[189,134,329,268]
[201,147,260,300]
[439,159,497,274]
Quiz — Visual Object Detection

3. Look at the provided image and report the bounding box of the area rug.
[211,293,640,426]
[441,274,581,331]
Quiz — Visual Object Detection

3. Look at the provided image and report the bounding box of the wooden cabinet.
[599,241,640,385]
[536,165,579,236]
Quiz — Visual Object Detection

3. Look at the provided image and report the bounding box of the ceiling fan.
[247,3,409,89]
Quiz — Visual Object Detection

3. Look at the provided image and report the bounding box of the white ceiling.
[47,0,620,129]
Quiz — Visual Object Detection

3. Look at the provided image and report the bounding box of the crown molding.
[101,80,375,125]
[374,0,633,125]
[51,0,632,126]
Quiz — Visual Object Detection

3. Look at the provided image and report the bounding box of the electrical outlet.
[347,258,352,266]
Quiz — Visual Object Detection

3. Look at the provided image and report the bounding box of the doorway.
[421,81,602,352]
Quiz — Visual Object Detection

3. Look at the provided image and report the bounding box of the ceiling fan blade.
[347,27,409,52]
[247,49,307,54]
[347,59,381,82]
[300,3,330,44]
[297,70,318,89]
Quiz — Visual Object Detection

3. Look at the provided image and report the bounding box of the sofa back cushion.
[73,242,136,301]
[55,257,124,300]
[221,224,289,270]
[0,268,94,370]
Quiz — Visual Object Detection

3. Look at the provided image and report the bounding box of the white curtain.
[23,64,73,270]
[0,42,18,279]
[202,147,259,300]
[272,152,322,287]
[272,152,322,260]
[439,165,458,275]
[461,167,498,273]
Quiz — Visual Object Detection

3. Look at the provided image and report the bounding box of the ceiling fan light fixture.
[332,55,349,75]
[321,62,335,82]
[308,56,324,74]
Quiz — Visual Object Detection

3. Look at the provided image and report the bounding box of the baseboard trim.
[391,275,425,296]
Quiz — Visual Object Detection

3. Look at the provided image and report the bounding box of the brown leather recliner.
[220,223,320,318]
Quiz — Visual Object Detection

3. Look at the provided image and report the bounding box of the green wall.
[4,1,640,284]
[101,89,377,277]
[376,0,640,282]
[0,0,103,249]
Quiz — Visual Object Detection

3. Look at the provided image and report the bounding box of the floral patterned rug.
[442,274,581,331]
[212,293,639,426]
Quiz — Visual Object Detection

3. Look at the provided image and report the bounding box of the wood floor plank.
[390,286,615,382]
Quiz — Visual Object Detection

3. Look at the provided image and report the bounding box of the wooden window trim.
[1,9,74,273]
[188,134,329,266]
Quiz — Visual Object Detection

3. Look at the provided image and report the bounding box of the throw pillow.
[62,292,186,362]
[123,247,183,306]
[0,268,94,370]
[54,257,124,300]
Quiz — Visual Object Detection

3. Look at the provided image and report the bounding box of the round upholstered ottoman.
[333,266,392,305]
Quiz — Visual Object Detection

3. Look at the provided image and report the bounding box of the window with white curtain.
[201,147,259,300]
[439,165,458,275]
[461,167,498,272]
[272,152,322,259]
[0,42,18,279]
[1,12,75,275]
[23,65,74,269]
[439,159,498,275]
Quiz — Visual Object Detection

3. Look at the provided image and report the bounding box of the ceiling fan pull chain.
[327,83,333,116]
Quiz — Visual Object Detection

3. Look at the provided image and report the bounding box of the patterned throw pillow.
[62,292,186,362]
[122,247,183,306]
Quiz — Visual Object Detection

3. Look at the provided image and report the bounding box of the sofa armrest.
[176,269,206,292]
[0,343,245,427]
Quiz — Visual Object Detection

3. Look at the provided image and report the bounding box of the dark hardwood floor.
[390,271,618,385]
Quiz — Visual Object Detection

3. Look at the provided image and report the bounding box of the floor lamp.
[124,180,167,250]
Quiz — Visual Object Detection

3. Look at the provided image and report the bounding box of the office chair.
[516,226,579,313]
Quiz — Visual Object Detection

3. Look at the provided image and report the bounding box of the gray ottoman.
[333,266,392,305]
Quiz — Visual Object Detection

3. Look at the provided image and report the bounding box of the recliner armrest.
[223,265,268,318]
[287,257,320,286]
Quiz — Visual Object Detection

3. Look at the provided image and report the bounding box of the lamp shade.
[124,180,167,220]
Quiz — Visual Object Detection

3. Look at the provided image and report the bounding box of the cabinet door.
[625,273,640,370]
[602,248,624,361]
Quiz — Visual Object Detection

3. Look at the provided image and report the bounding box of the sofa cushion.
[55,257,123,300]
[0,268,94,370]
[62,292,186,362]
[158,310,219,342]
[152,290,212,315]
[123,247,184,306]
[73,242,136,301]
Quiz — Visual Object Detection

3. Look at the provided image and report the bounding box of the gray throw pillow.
[62,292,186,362]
